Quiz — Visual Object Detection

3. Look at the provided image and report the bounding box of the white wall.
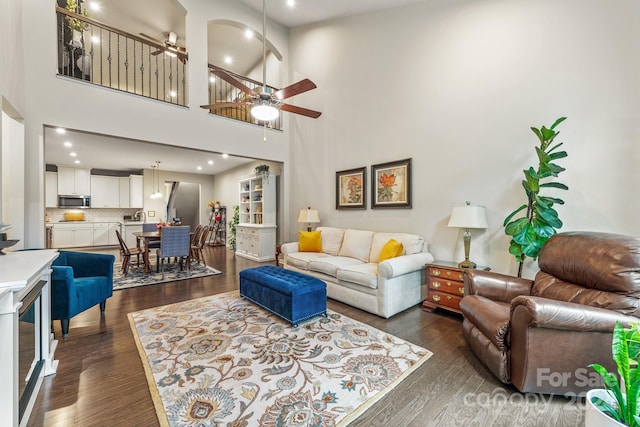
[20,0,291,248]
[1,112,25,249]
[289,0,640,277]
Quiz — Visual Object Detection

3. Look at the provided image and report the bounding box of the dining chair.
[115,229,145,276]
[156,225,191,274]
[191,225,209,265]
[142,222,161,250]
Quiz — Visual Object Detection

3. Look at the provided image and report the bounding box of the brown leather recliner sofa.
[460,231,640,395]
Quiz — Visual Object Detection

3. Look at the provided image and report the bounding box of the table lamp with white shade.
[297,207,320,232]
[447,201,488,268]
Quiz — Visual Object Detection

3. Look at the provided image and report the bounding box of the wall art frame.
[371,158,412,209]
[336,167,366,209]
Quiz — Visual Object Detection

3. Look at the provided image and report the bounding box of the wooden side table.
[422,260,490,314]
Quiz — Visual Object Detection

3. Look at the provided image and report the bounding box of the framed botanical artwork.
[336,167,366,209]
[371,158,412,208]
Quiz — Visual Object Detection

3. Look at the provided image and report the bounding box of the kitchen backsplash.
[46,208,141,223]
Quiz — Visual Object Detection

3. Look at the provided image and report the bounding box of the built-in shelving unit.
[236,173,276,261]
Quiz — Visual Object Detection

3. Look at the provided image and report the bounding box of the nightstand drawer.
[425,290,462,311]
[429,279,465,296]
[428,267,464,282]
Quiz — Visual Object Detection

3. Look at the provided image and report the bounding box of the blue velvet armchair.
[51,250,115,337]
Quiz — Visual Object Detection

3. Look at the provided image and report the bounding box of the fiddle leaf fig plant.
[503,117,568,277]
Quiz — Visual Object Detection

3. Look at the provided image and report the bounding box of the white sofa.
[281,227,434,318]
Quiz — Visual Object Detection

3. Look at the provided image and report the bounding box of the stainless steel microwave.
[58,195,91,208]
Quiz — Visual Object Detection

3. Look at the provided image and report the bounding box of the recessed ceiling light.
[169,91,177,98]
[224,56,232,64]
[209,76,216,83]
[287,0,295,7]
[222,153,229,159]
[197,166,202,171]
[64,141,72,147]
[88,2,100,11]
[74,160,80,164]
[208,160,214,165]
[91,35,100,44]
[56,128,66,134]
[245,29,253,39]
[70,152,77,157]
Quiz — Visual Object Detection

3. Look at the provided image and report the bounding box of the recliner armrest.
[510,295,638,332]
[464,270,533,303]
[378,252,434,279]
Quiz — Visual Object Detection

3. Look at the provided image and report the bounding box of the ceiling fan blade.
[280,103,322,119]
[200,102,251,110]
[211,70,258,97]
[273,79,317,100]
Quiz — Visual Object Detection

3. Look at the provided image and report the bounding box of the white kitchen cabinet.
[235,225,276,262]
[45,172,58,208]
[57,166,91,196]
[52,223,94,248]
[93,222,110,246]
[119,178,130,208]
[91,176,120,208]
[108,223,121,245]
[129,175,143,208]
[123,223,143,248]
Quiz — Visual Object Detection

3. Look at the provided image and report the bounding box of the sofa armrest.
[281,242,299,255]
[378,252,434,279]
[464,270,533,304]
[51,266,78,318]
[65,251,115,280]
[511,295,638,332]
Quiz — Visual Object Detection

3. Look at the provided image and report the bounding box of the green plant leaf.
[549,150,568,160]
[550,116,567,130]
[548,163,566,175]
[530,127,543,141]
[532,218,556,238]
[541,126,557,141]
[540,182,569,190]
[505,217,529,236]
[535,146,551,164]
[503,204,528,226]
[522,239,545,258]
[513,223,536,245]
[525,168,540,192]
[538,196,565,205]
[538,209,563,228]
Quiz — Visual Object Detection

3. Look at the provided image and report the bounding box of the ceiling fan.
[139,31,188,64]
[200,0,321,120]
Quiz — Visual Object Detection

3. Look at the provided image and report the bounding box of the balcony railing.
[206,65,283,131]
[55,5,188,106]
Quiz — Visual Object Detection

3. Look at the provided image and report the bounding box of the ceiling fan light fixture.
[251,103,279,121]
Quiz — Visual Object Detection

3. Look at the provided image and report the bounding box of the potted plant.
[503,117,568,277]
[228,205,239,250]
[588,322,640,426]
[65,0,90,48]
[254,164,270,183]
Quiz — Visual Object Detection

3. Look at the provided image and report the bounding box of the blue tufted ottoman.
[239,266,327,327]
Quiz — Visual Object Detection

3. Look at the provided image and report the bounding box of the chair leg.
[123,255,130,276]
[100,300,106,314]
[61,319,70,337]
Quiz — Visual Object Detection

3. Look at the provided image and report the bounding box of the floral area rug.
[113,259,222,290]
[128,291,432,426]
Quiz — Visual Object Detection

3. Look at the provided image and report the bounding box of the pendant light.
[150,161,163,199]
[250,0,279,122]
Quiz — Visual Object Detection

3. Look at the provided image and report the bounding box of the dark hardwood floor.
[27,246,585,426]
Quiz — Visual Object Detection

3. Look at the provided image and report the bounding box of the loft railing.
[206,65,283,131]
[55,5,188,106]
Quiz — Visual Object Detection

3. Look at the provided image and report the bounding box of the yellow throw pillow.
[378,239,404,262]
[299,231,322,252]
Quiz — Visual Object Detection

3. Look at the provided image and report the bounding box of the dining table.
[132,230,161,274]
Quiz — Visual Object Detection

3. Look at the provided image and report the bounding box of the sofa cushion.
[337,263,378,289]
[286,252,331,270]
[317,227,345,256]
[378,239,404,262]
[299,230,322,252]
[338,229,374,262]
[310,256,364,277]
[369,232,424,262]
